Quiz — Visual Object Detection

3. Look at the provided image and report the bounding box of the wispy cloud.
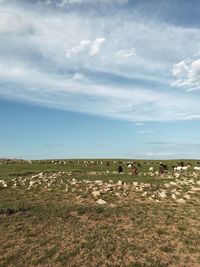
[115,48,135,58]
[1,0,200,122]
[58,0,129,7]
[135,122,144,126]
[138,129,155,134]
[66,38,106,58]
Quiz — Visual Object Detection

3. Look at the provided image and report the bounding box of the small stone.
[92,191,101,198]
[170,182,177,186]
[183,194,190,200]
[172,194,176,199]
[117,180,122,186]
[141,192,147,197]
[96,199,107,205]
[159,191,167,198]
[171,189,177,193]
[176,198,186,204]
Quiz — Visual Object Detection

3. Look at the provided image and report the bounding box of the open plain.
[1,159,200,267]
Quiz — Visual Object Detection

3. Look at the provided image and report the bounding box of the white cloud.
[135,122,144,126]
[172,61,189,78]
[115,48,135,58]
[1,1,200,122]
[66,40,91,58]
[138,130,155,134]
[66,38,105,58]
[185,114,200,120]
[172,59,200,91]
[58,0,128,7]
[90,38,106,56]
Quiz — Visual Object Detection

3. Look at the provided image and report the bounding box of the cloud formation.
[1,0,200,122]
[65,38,106,58]
[58,0,128,6]
[172,59,200,91]
[115,48,135,58]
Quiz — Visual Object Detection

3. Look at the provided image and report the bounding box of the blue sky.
[1,0,200,159]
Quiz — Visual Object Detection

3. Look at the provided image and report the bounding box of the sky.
[1,0,200,159]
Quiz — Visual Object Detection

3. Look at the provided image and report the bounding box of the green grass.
[1,159,200,266]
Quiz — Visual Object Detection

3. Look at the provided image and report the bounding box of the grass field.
[1,159,200,267]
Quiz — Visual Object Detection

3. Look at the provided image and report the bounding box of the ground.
[1,159,200,267]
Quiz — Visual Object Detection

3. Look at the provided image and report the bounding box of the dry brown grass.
[1,187,200,267]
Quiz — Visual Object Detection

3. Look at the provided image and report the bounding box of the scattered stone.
[172,194,176,199]
[132,182,138,187]
[117,180,122,186]
[176,198,186,204]
[96,199,107,205]
[183,194,190,200]
[141,192,147,197]
[170,182,177,186]
[159,191,167,198]
[92,191,101,198]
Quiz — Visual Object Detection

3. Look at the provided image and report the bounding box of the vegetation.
[1,159,200,266]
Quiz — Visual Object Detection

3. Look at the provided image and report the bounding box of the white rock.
[106,183,114,188]
[135,187,143,192]
[183,194,190,200]
[96,199,107,205]
[92,191,101,198]
[170,182,177,186]
[171,189,177,193]
[174,173,180,178]
[176,198,186,204]
[117,180,122,186]
[132,182,138,187]
[164,183,170,188]
[94,180,103,185]
[188,190,196,194]
[191,187,200,192]
[159,191,167,198]
[172,194,176,199]
[141,192,147,197]
[188,179,195,184]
